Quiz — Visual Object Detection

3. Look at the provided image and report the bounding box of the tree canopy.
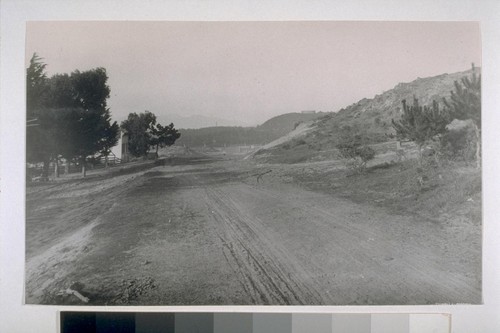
[121,111,180,158]
[443,65,481,167]
[336,126,376,172]
[26,53,48,120]
[121,111,157,158]
[392,98,449,149]
[443,66,481,128]
[26,53,119,177]
[151,122,181,154]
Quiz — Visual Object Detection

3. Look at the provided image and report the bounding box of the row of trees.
[27,54,183,178]
[121,111,180,158]
[27,53,119,178]
[391,65,481,168]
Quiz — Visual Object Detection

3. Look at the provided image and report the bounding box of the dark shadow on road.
[134,169,251,196]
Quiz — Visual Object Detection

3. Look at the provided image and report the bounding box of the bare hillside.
[257,111,328,138]
[254,68,479,163]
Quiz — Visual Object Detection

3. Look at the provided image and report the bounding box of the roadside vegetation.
[288,159,480,225]
[27,53,119,178]
[255,66,481,225]
[335,127,376,174]
[121,111,180,158]
[26,53,180,180]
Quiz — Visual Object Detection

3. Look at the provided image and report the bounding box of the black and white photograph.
[24,21,482,306]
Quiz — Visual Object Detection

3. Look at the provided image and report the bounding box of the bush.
[293,138,307,146]
[336,137,376,174]
[293,121,303,130]
[439,125,477,163]
[357,146,376,162]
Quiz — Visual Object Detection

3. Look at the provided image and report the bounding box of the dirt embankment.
[25,154,481,305]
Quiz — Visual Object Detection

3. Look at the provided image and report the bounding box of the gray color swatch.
[214,313,253,333]
[371,314,409,333]
[175,313,214,333]
[253,313,292,333]
[292,313,332,333]
[135,313,174,333]
[332,314,371,333]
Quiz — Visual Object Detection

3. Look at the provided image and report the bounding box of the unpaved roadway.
[25,154,481,305]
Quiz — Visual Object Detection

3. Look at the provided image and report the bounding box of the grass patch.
[291,159,481,224]
[257,144,319,164]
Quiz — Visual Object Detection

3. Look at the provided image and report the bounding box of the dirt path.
[25,155,481,305]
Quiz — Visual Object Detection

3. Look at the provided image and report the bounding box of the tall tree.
[40,74,81,176]
[26,53,48,120]
[45,73,77,109]
[443,65,481,168]
[57,68,115,176]
[121,112,180,158]
[26,53,51,177]
[71,68,110,110]
[150,122,181,154]
[26,58,119,178]
[121,111,157,158]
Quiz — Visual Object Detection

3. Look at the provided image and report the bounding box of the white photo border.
[1,0,499,332]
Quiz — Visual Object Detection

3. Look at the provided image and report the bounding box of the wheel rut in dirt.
[25,156,481,305]
[204,186,325,305]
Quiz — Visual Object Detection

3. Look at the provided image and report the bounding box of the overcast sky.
[26,21,481,126]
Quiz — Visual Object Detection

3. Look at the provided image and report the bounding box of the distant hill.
[254,67,480,163]
[257,112,329,137]
[175,126,278,147]
[175,112,328,147]
[157,113,254,129]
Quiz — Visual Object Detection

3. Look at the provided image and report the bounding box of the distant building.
[110,129,130,162]
[301,110,316,114]
[121,131,130,162]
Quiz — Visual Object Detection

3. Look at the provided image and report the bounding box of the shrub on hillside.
[357,146,376,162]
[336,134,376,174]
[443,65,481,168]
[391,98,449,164]
[287,138,307,147]
[439,125,477,163]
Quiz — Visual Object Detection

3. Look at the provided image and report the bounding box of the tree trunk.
[81,158,87,178]
[54,158,60,178]
[64,161,69,174]
[105,155,109,168]
[42,157,50,179]
[473,123,481,169]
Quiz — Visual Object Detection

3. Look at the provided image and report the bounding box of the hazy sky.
[26,21,481,126]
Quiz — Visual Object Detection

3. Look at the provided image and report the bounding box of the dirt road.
[25,154,481,305]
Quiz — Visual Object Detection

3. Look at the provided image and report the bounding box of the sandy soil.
[25,153,481,305]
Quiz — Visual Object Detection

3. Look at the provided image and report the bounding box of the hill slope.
[257,112,328,138]
[175,112,328,147]
[175,126,277,147]
[156,113,254,129]
[254,68,479,163]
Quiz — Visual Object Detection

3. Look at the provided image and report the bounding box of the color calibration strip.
[60,312,450,333]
